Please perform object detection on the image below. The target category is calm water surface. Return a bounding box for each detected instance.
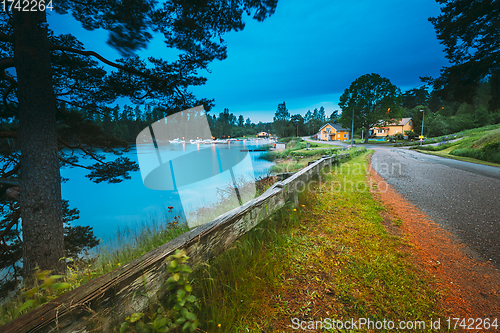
[60,140,274,244]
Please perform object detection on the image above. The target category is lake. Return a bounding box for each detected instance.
[60,140,274,244]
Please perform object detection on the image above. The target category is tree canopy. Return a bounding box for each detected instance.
[273,101,290,137]
[0,0,278,286]
[339,73,401,143]
[427,0,500,109]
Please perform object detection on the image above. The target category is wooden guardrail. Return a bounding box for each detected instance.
[1,149,365,332]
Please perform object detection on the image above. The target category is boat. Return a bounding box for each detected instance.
[190,139,204,144]
[169,138,185,144]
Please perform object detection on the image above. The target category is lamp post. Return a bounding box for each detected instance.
[420,109,425,146]
[351,107,355,146]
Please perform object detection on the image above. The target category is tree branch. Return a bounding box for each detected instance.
[51,44,173,85]
[0,178,19,186]
[2,162,20,179]
[57,136,79,150]
[1,32,175,87]
[0,209,21,246]
[78,141,106,164]
[0,131,17,138]
[59,156,91,170]
[0,57,18,114]
[56,99,107,116]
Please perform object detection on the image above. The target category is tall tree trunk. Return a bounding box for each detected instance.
[12,7,65,279]
[364,125,370,143]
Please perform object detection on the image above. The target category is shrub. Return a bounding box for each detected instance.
[394,133,404,140]
[257,152,276,162]
[450,141,500,164]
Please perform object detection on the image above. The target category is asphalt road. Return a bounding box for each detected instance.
[371,147,500,268]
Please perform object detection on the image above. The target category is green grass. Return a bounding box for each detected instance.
[0,213,190,326]
[270,157,317,173]
[271,138,339,159]
[0,175,278,326]
[288,147,339,157]
[192,151,444,332]
[270,147,366,173]
[414,142,459,151]
[412,125,500,166]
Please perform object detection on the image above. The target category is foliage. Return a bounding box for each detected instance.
[0,199,99,299]
[120,250,199,333]
[404,130,416,138]
[0,0,278,279]
[414,142,456,151]
[277,136,297,143]
[304,106,327,135]
[0,209,189,326]
[402,87,430,109]
[273,102,291,138]
[338,73,402,142]
[394,132,404,140]
[427,0,500,109]
[257,152,276,162]
[18,269,72,313]
[450,136,500,164]
[193,152,443,331]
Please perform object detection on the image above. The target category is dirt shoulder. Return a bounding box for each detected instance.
[367,154,500,319]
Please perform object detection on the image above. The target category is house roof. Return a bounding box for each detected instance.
[318,123,350,132]
[394,117,412,126]
[373,117,412,128]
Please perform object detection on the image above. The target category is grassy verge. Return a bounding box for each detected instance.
[193,151,444,332]
[271,138,342,160]
[0,174,279,325]
[415,148,500,167]
[270,147,366,174]
[270,157,317,173]
[412,125,500,166]
[0,213,190,326]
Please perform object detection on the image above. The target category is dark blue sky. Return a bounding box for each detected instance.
[48,0,449,123]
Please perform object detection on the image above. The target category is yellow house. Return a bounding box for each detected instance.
[371,118,414,137]
[257,132,269,138]
[317,123,350,141]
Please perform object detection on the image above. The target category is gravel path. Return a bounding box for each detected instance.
[371,146,500,268]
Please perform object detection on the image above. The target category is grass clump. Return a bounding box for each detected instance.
[120,250,199,333]
[413,126,500,165]
[0,212,189,326]
[450,141,500,163]
[192,151,444,332]
[413,142,458,151]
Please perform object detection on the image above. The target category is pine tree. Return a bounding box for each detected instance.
[0,0,277,281]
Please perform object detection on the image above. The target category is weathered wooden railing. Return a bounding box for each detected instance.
[1,148,366,332]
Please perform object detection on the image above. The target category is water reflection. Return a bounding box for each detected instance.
[60,141,273,244]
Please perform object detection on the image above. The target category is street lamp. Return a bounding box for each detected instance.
[351,106,355,146]
[419,109,425,146]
